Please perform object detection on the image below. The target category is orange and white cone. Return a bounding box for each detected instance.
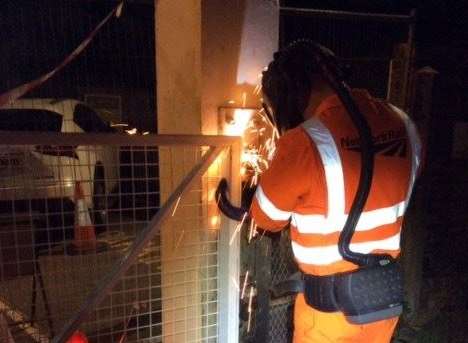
[73,181,96,251]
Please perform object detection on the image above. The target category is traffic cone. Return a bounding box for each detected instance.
[67,330,88,343]
[72,181,96,252]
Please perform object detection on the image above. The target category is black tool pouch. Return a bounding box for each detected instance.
[334,261,403,324]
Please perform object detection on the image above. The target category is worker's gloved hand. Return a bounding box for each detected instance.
[215,178,249,221]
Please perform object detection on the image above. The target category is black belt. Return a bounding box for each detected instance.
[303,273,340,312]
[270,272,339,312]
[271,262,404,324]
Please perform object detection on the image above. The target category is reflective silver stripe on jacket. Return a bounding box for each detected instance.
[388,104,422,208]
[301,117,345,225]
[254,184,292,221]
[292,108,421,266]
[291,201,406,234]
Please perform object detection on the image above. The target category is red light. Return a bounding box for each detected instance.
[67,331,88,343]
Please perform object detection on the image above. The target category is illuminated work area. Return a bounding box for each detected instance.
[0,1,467,342]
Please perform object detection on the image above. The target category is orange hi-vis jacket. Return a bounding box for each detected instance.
[251,90,422,277]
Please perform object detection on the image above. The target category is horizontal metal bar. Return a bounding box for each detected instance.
[280,6,415,23]
[52,145,225,343]
[0,131,240,147]
[340,57,392,62]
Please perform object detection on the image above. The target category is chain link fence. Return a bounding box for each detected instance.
[280,7,414,99]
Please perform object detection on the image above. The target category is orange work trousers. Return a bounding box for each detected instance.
[293,294,399,342]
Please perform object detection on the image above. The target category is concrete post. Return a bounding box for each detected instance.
[155,1,279,341]
[156,1,203,342]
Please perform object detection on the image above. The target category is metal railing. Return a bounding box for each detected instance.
[280,7,415,23]
[0,132,241,343]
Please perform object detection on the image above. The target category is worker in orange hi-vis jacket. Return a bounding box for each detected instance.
[250,40,422,342]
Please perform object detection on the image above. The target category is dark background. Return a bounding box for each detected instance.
[0,0,156,132]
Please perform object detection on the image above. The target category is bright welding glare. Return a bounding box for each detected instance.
[224,109,255,136]
[210,215,220,227]
[221,105,279,186]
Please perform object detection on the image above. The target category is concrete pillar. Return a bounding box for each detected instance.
[156,2,203,342]
[155,1,279,341]
[201,0,279,134]
[156,0,202,135]
[156,0,279,134]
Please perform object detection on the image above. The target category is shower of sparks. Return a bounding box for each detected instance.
[249,176,255,188]
[229,212,248,245]
[231,276,240,292]
[209,189,216,202]
[118,303,139,343]
[259,228,267,241]
[247,286,254,332]
[242,148,269,172]
[235,104,280,188]
[253,83,262,95]
[174,230,185,251]
[241,270,250,300]
[225,108,255,136]
[171,196,181,217]
[248,220,257,243]
[265,136,278,161]
[224,70,282,334]
[210,215,220,227]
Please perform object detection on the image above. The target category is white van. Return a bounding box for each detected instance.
[0,98,120,222]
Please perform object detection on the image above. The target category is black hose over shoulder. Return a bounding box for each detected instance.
[215,178,249,221]
[314,48,393,267]
[216,43,394,267]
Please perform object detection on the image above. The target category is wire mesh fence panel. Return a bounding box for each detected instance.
[280,9,413,99]
[0,133,239,343]
[267,231,296,343]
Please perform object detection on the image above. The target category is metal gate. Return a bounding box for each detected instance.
[0,132,241,342]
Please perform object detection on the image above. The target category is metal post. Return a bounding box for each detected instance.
[218,141,241,343]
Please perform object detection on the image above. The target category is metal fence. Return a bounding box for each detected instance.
[280,6,415,99]
[0,132,241,343]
